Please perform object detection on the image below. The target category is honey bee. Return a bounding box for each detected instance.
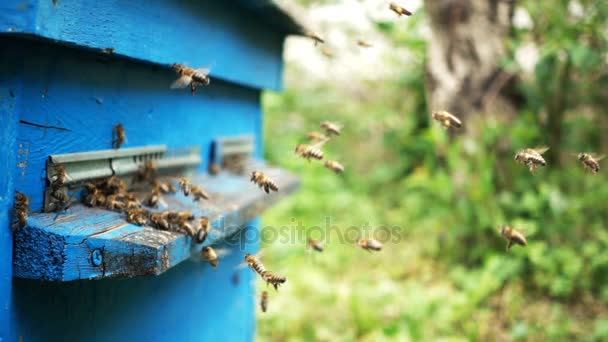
[244,253,267,278]
[177,211,195,221]
[357,40,373,48]
[358,238,383,252]
[137,160,157,183]
[263,271,287,291]
[307,132,329,143]
[153,179,176,194]
[177,221,196,237]
[432,111,462,129]
[250,171,279,194]
[13,191,29,230]
[500,226,527,251]
[305,31,325,46]
[577,153,604,174]
[170,64,211,94]
[514,146,549,174]
[196,217,212,244]
[50,164,71,189]
[295,144,324,161]
[324,160,345,174]
[389,2,412,16]
[104,175,127,194]
[260,291,269,313]
[125,199,141,210]
[208,163,221,175]
[150,213,170,230]
[126,208,149,226]
[201,246,219,268]
[191,185,210,201]
[113,124,127,149]
[104,194,126,211]
[321,47,334,59]
[307,238,324,252]
[179,177,192,196]
[50,189,72,213]
[320,121,342,136]
[144,188,162,208]
[84,187,106,207]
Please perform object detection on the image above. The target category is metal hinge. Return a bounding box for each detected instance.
[44,145,201,212]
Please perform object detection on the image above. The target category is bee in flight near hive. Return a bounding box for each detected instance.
[320,121,342,136]
[389,2,412,16]
[307,131,329,144]
[191,184,210,201]
[307,238,324,252]
[201,246,219,268]
[577,153,604,174]
[500,226,527,251]
[250,171,279,194]
[432,111,462,130]
[324,160,344,174]
[196,217,212,243]
[357,40,373,48]
[305,31,325,46]
[358,238,383,252]
[244,253,267,279]
[260,291,269,313]
[263,271,287,291]
[13,191,30,231]
[295,144,324,161]
[170,64,211,94]
[113,124,127,149]
[514,146,549,174]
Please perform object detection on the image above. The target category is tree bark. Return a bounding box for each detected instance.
[424,0,518,126]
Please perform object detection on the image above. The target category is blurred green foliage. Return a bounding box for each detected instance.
[258,1,608,340]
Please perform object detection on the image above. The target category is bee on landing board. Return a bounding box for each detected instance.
[307,238,324,252]
[191,185,210,201]
[389,2,412,16]
[305,31,325,46]
[250,171,279,194]
[50,164,71,189]
[170,64,211,94]
[295,144,324,161]
[577,153,604,174]
[500,226,527,251]
[179,177,192,197]
[432,111,462,129]
[358,238,383,252]
[260,291,269,313]
[113,124,127,149]
[324,160,345,174]
[196,217,212,244]
[126,208,150,226]
[320,121,342,136]
[514,146,549,174]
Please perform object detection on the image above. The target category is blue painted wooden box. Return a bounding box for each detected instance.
[0,1,302,340]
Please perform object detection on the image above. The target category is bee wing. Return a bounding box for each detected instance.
[214,248,232,258]
[311,138,330,149]
[533,146,550,155]
[170,75,192,89]
[595,154,605,161]
[194,68,210,76]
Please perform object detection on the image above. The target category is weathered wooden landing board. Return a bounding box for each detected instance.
[13,165,299,281]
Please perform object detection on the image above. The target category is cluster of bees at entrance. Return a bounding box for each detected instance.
[10,1,605,314]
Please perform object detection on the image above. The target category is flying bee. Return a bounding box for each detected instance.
[260,291,269,313]
[307,238,324,252]
[321,47,334,59]
[263,271,286,291]
[577,153,604,174]
[150,213,170,231]
[191,185,210,201]
[113,124,127,149]
[500,226,527,251]
[179,177,192,196]
[320,121,342,136]
[126,208,149,226]
[389,2,412,16]
[201,246,219,268]
[357,40,373,48]
[324,160,345,174]
[196,217,212,244]
[250,171,279,194]
[50,164,71,189]
[244,253,267,278]
[305,31,324,46]
[307,131,329,144]
[358,238,383,252]
[295,144,324,161]
[514,146,549,174]
[170,64,210,94]
[432,111,462,129]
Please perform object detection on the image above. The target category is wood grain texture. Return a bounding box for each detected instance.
[0,0,287,90]
[13,164,300,281]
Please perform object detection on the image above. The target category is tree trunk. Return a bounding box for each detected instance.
[424,0,518,126]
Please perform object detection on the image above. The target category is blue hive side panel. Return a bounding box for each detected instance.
[0,0,286,90]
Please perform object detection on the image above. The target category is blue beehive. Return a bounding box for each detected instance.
[0,1,303,340]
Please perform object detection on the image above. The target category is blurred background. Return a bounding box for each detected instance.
[257,0,608,340]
